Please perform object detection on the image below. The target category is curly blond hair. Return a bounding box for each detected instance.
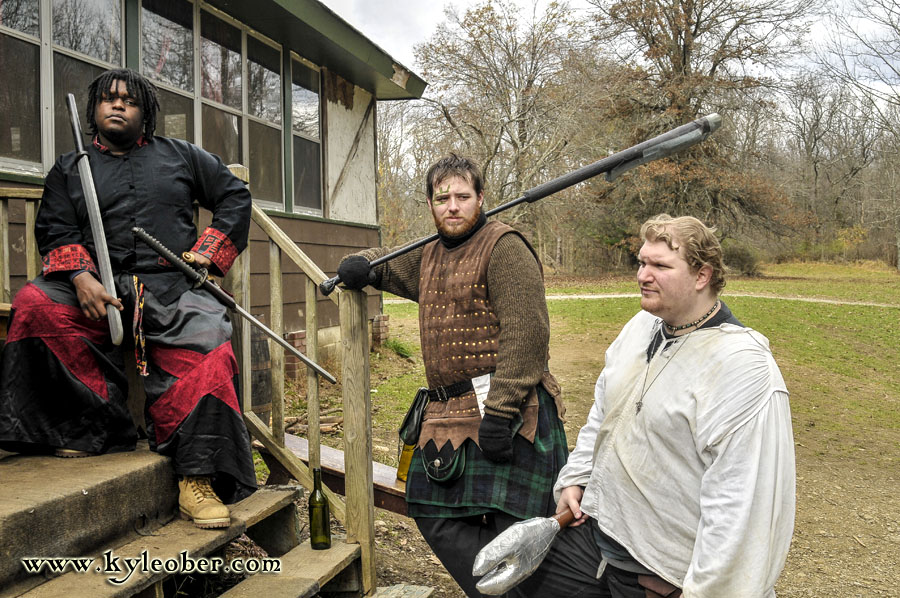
[640,214,726,294]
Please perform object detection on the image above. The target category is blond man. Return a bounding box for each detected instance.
[511,214,795,598]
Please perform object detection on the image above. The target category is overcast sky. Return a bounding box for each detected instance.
[318,0,595,71]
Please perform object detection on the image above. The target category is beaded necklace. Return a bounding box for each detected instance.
[663,299,720,333]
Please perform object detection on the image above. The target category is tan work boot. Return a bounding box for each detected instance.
[178,476,230,529]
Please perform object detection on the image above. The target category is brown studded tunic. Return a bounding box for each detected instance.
[357,222,562,433]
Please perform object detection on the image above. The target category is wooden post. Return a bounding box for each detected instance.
[269,240,284,446]
[0,198,9,303]
[306,277,321,471]
[225,252,252,414]
[225,165,252,414]
[25,200,41,280]
[340,289,375,594]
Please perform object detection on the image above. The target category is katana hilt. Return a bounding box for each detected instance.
[132,227,208,288]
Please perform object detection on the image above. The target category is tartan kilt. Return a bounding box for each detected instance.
[406,384,568,519]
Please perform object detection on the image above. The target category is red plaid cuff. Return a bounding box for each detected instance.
[192,227,239,275]
[42,244,98,276]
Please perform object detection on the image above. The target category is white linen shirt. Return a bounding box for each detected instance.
[554,310,795,597]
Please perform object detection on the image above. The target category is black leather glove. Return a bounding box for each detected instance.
[337,255,377,290]
[478,414,514,463]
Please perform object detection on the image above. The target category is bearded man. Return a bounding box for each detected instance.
[337,154,568,598]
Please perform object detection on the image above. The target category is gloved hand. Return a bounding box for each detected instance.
[478,414,514,463]
[337,255,377,290]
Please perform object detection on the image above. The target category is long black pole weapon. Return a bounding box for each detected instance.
[132,227,338,384]
[319,113,722,296]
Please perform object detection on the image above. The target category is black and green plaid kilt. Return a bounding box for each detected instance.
[406,385,568,520]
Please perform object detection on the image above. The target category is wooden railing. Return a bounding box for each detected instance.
[223,166,376,594]
[0,187,43,307]
[0,171,377,594]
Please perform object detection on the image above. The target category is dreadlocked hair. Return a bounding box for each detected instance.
[86,69,160,140]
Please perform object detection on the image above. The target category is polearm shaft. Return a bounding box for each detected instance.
[132,227,337,385]
[319,113,722,296]
[67,93,125,345]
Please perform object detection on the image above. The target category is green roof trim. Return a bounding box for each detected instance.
[207,0,427,100]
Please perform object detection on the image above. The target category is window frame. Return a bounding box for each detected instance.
[1,0,329,220]
[289,52,324,217]
[0,0,126,177]
[245,30,284,209]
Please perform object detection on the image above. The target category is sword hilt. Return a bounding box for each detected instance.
[132,227,208,288]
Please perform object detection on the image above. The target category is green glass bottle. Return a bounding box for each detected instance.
[309,467,331,550]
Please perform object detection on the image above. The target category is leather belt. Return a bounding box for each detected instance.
[427,379,475,402]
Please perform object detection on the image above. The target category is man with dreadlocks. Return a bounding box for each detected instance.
[0,68,256,528]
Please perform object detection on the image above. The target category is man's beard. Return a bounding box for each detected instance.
[435,207,482,238]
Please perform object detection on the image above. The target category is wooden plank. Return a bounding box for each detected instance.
[269,240,284,446]
[340,290,376,594]
[372,585,434,598]
[266,433,407,515]
[21,488,297,598]
[236,487,300,529]
[251,205,340,305]
[0,187,43,200]
[306,277,321,471]
[218,576,318,598]
[25,200,40,279]
[1,198,9,303]
[244,412,347,524]
[277,540,360,587]
[222,539,360,598]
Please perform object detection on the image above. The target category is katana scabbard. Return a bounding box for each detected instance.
[132,227,337,384]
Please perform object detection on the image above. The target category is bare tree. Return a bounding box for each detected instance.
[577,0,818,238]
[414,0,600,207]
[589,0,819,122]
[821,0,900,268]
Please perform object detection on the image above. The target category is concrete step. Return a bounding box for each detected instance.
[10,486,301,598]
[0,442,177,591]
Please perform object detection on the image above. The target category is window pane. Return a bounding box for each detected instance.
[53,52,105,159]
[201,103,240,165]
[0,34,40,163]
[291,60,319,139]
[200,12,241,109]
[52,0,121,64]
[293,135,321,212]
[1,0,39,36]
[156,87,193,142]
[142,0,193,92]
[249,120,282,204]
[248,36,280,124]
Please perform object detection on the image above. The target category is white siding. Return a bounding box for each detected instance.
[325,85,377,225]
